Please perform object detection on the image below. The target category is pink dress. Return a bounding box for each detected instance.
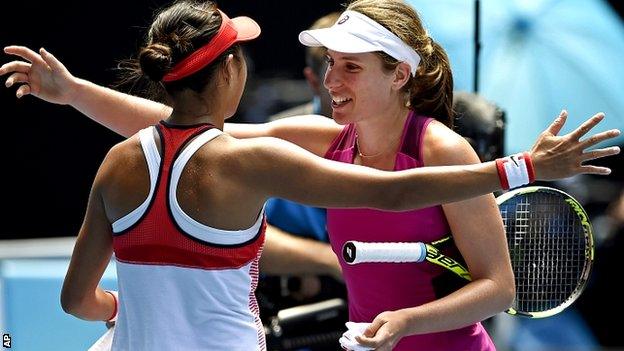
[325,111,496,350]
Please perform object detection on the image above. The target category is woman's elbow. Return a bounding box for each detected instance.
[498,276,516,310]
[377,194,408,211]
[378,185,424,212]
[483,273,515,313]
[60,289,86,317]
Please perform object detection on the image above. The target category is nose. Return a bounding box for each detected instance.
[323,65,341,91]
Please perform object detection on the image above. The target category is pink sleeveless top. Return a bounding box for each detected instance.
[325,111,495,350]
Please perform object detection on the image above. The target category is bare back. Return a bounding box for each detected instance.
[100,125,268,232]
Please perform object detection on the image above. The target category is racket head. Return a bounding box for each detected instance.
[497,186,594,318]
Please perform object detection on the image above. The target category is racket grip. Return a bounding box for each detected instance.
[342,241,427,264]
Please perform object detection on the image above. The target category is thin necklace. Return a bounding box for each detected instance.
[355,136,390,158]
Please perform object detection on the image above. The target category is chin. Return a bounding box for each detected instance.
[224,107,238,120]
[331,111,351,126]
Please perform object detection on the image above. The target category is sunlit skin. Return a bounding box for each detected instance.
[324,50,402,124]
[0,43,620,350]
[228,56,247,118]
[324,49,413,169]
[324,48,512,350]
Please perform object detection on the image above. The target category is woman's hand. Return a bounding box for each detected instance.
[530,110,620,180]
[353,310,412,351]
[1,46,78,104]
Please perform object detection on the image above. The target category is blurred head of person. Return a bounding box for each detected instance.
[303,12,341,117]
[453,91,505,162]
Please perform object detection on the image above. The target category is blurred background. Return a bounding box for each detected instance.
[0,0,622,350]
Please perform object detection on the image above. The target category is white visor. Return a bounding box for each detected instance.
[299,10,421,76]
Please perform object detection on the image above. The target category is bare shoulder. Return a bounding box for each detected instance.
[95,134,148,198]
[206,134,325,193]
[422,119,480,166]
[99,135,144,175]
[189,134,297,205]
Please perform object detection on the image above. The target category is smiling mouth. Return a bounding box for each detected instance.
[331,97,352,108]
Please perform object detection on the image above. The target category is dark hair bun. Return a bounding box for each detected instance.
[139,43,173,81]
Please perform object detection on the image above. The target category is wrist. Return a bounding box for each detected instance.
[398,309,418,337]
[495,152,535,190]
[105,290,119,322]
[67,77,89,107]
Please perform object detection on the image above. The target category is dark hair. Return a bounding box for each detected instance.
[117,0,242,101]
[346,0,454,128]
[453,91,505,161]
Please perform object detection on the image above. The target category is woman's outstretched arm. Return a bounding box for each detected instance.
[1,45,340,154]
[2,46,170,137]
[2,47,620,187]
[229,111,620,211]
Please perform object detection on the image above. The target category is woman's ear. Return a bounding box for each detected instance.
[392,62,411,91]
[221,54,235,85]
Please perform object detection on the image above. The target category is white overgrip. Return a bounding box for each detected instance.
[343,241,427,264]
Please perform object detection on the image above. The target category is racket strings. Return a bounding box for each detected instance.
[503,192,588,314]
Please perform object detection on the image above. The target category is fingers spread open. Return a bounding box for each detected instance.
[5,72,29,88]
[0,61,31,76]
[545,110,568,136]
[15,84,31,98]
[4,46,42,64]
[39,48,64,71]
[569,113,605,141]
[580,129,621,149]
[582,146,621,162]
[580,165,612,175]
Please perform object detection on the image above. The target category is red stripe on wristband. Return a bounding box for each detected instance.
[495,158,510,190]
[105,290,118,322]
[522,152,535,183]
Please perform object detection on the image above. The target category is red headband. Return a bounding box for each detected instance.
[162,10,252,82]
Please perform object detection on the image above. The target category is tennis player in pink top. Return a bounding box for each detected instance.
[1,0,621,350]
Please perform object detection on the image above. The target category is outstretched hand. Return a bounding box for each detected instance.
[530,110,620,180]
[1,46,77,104]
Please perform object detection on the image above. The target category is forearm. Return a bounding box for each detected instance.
[62,286,116,322]
[71,78,171,137]
[261,138,504,211]
[401,278,513,335]
[259,225,341,279]
[378,162,502,211]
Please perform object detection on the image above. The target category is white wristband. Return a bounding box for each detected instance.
[495,152,535,190]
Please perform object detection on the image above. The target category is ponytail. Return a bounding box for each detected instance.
[407,40,454,128]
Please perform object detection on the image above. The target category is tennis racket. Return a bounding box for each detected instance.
[342,186,594,318]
